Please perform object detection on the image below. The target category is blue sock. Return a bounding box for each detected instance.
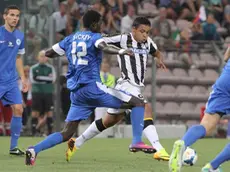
[10,116,22,150]
[130,107,144,144]
[34,132,63,154]
[211,143,230,169]
[182,125,206,147]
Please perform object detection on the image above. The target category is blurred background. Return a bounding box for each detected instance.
[0,0,229,139]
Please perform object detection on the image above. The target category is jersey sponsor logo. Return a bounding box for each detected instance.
[131,48,148,55]
[0,40,5,44]
[8,41,13,47]
[16,39,21,46]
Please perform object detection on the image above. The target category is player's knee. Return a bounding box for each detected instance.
[11,105,23,116]
[129,96,145,107]
[61,122,79,141]
[103,113,124,127]
[200,113,221,136]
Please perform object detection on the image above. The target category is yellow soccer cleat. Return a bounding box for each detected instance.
[153,148,170,161]
[66,138,77,162]
[169,140,185,172]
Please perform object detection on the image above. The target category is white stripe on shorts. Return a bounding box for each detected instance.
[96,82,131,103]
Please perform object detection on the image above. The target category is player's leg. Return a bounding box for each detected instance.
[75,112,124,149]
[202,143,229,172]
[169,78,227,172]
[95,82,146,147]
[2,83,24,155]
[25,91,94,165]
[26,121,79,166]
[66,111,125,162]
[143,103,169,160]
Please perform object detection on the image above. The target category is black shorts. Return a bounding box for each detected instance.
[32,93,53,113]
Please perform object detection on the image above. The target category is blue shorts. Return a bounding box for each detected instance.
[0,81,22,106]
[205,73,230,116]
[65,82,132,122]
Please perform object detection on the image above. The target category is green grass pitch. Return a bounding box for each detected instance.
[0,137,230,172]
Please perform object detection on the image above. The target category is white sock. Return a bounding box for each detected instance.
[143,125,163,151]
[75,121,101,148]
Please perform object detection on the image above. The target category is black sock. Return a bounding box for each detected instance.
[47,117,53,135]
[31,117,38,136]
[95,118,106,132]
[144,119,154,129]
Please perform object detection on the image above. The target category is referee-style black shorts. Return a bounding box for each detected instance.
[32,93,53,114]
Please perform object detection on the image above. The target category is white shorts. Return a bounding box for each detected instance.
[107,80,146,114]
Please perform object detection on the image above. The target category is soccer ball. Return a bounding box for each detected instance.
[182,147,198,166]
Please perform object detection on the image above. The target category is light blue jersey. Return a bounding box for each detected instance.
[0,26,24,105]
[53,31,104,91]
[0,26,25,84]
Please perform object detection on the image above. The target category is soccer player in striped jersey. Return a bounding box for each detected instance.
[0,5,28,155]
[66,17,170,162]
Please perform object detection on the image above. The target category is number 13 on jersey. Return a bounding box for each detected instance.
[71,42,88,65]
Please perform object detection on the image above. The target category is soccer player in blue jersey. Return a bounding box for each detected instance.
[25,10,146,166]
[0,5,28,155]
[169,47,230,172]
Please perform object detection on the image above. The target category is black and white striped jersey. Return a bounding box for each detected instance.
[103,33,157,86]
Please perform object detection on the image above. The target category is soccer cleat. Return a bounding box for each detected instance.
[66,138,77,162]
[25,148,36,166]
[201,163,223,172]
[9,147,25,156]
[129,142,156,154]
[153,148,170,161]
[169,140,185,172]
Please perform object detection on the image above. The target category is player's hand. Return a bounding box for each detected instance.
[119,49,134,56]
[156,58,167,70]
[21,78,29,93]
[155,51,167,71]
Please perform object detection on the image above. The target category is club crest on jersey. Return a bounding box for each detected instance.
[8,42,13,47]
[16,39,21,46]
[138,94,144,99]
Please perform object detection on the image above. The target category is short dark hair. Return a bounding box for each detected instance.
[82,10,101,30]
[4,5,20,15]
[132,17,151,28]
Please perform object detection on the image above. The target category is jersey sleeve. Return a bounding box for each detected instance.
[103,34,122,48]
[52,36,70,56]
[18,36,25,55]
[94,33,104,48]
[148,37,158,55]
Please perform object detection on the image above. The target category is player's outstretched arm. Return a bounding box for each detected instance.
[45,48,60,58]
[224,46,230,62]
[97,41,133,56]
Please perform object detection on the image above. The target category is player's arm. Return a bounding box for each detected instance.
[149,38,167,70]
[45,36,68,58]
[224,46,230,62]
[17,37,29,92]
[95,38,133,56]
[16,55,25,80]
